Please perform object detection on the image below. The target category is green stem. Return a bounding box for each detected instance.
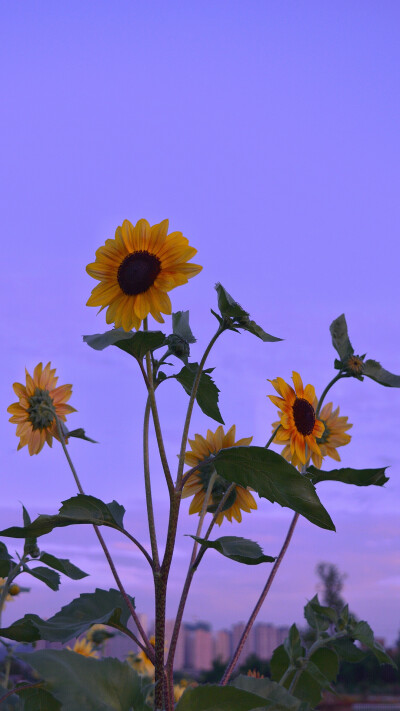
[143,396,160,570]
[176,326,223,488]
[190,471,217,565]
[265,424,281,449]
[316,372,345,417]
[287,629,347,694]
[143,318,174,497]
[54,416,154,661]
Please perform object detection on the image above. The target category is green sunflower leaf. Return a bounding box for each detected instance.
[83,328,166,359]
[0,495,125,540]
[0,588,135,643]
[362,359,400,387]
[64,427,98,443]
[174,363,224,424]
[175,683,275,710]
[172,310,196,343]
[22,504,40,558]
[22,565,60,591]
[270,644,291,683]
[329,314,354,361]
[16,685,61,711]
[350,620,397,668]
[215,283,282,342]
[231,675,301,711]
[206,446,335,531]
[39,552,88,580]
[0,541,14,577]
[307,465,389,487]
[190,535,276,566]
[331,638,366,663]
[18,650,151,711]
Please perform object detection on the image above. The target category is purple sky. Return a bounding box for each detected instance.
[2,1,400,647]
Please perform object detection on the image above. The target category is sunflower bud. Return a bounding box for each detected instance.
[9,584,20,596]
[166,334,190,359]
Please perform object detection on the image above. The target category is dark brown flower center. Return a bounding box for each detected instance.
[28,388,56,430]
[117,251,161,295]
[292,397,315,436]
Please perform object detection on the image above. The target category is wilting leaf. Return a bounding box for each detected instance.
[205,446,335,531]
[216,283,282,342]
[172,311,196,343]
[64,428,98,443]
[83,329,166,359]
[307,465,389,487]
[0,495,125,540]
[362,359,400,388]
[19,650,151,711]
[174,363,224,424]
[190,535,276,566]
[0,588,135,643]
[330,314,354,361]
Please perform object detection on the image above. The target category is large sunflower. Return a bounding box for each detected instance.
[182,425,257,525]
[272,399,352,471]
[86,218,202,332]
[7,363,75,455]
[268,372,324,466]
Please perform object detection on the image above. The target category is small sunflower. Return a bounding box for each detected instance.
[0,577,18,607]
[127,636,155,678]
[86,218,202,332]
[7,363,75,455]
[182,425,257,525]
[272,401,352,470]
[67,637,98,658]
[268,372,324,466]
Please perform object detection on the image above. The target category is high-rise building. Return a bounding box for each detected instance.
[254,623,278,660]
[276,625,290,647]
[185,623,213,671]
[214,629,231,664]
[164,618,186,669]
[231,622,255,665]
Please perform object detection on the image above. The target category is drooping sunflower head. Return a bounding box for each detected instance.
[67,637,98,658]
[268,372,324,466]
[182,425,257,525]
[7,363,76,456]
[86,218,202,332]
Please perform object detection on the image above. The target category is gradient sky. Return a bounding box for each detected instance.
[1,1,400,648]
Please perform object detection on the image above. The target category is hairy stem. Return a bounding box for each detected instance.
[166,481,235,673]
[316,372,345,417]
[55,416,154,660]
[143,317,174,496]
[220,512,300,685]
[176,327,223,488]
[143,395,160,569]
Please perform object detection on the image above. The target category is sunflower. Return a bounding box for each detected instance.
[67,637,98,658]
[86,218,202,332]
[268,372,324,466]
[127,636,155,678]
[0,577,19,608]
[272,400,352,471]
[182,425,257,525]
[7,362,76,455]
